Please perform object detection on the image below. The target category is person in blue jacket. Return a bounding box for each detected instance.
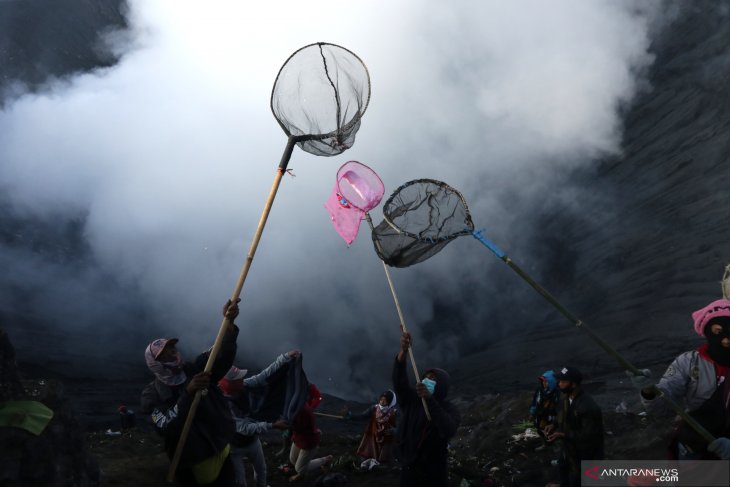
[528,370,558,450]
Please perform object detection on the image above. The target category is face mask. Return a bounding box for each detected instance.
[707,324,730,366]
[422,378,437,395]
[161,352,182,373]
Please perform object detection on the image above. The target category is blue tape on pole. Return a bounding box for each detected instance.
[472,230,506,258]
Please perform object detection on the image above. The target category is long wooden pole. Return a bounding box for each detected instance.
[366,213,431,421]
[167,136,297,482]
[472,229,716,444]
[315,412,345,419]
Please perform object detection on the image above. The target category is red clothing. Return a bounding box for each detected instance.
[291,404,321,450]
[356,405,397,462]
[697,343,730,382]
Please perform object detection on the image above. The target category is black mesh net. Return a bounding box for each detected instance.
[371,179,474,267]
[271,42,370,157]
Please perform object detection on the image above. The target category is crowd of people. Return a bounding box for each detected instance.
[139,297,730,486]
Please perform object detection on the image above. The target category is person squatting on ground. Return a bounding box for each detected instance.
[345,389,398,465]
[544,366,604,487]
[288,383,333,482]
[528,369,558,451]
[628,298,730,460]
[218,350,301,487]
[393,331,461,487]
[140,299,240,486]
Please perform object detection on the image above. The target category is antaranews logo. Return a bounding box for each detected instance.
[584,465,600,480]
[581,460,728,487]
[584,466,679,481]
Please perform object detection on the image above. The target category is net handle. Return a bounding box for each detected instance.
[471,229,716,444]
[166,136,297,482]
[366,213,432,421]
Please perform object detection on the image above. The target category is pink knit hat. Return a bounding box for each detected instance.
[692,299,730,336]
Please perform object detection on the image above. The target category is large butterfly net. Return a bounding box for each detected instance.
[372,179,474,267]
[371,178,717,443]
[169,43,369,480]
[271,43,370,157]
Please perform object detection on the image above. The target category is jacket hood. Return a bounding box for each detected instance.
[424,368,450,400]
[540,370,557,392]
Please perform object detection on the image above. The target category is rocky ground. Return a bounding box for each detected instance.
[79,373,676,487]
[0,325,682,487]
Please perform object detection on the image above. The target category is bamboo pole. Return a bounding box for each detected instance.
[471,229,716,444]
[167,137,297,482]
[366,214,432,421]
[315,412,345,419]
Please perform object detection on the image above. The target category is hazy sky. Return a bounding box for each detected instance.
[0,0,667,398]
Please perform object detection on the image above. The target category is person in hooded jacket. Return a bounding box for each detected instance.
[345,389,399,464]
[140,299,240,486]
[528,370,558,450]
[628,298,730,460]
[288,383,333,482]
[393,331,460,487]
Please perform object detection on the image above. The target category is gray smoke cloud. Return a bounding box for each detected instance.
[0,0,666,399]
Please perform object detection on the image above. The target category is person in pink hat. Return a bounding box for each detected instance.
[628,298,730,460]
[140,299,240,486]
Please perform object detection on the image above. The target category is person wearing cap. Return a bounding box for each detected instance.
[218,351,300,487]
[345,389,398,464]
[140,299,240,486]
[544,366,603,487]
[528,370,558,451]
[627,298,730,460]
[394,331,460,487]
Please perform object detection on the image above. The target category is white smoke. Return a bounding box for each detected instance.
[0,0,664,399]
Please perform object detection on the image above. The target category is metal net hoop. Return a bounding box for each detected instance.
[336,161,384,212]
[382,179,475,243]
[271,42,371,157]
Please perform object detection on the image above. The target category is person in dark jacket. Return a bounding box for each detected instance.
[140,299,240,486]
[544,366,604,487]
[393,331,460,487]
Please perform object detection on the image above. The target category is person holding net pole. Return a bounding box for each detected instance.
[166,42,371,482]
[393,331,460,487]
[141,299,240,486]
[371,178,717,450]
[627,298,730,460]
[325,160,432,420]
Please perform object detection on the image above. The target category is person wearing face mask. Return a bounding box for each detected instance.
[217,350,303,487]
[345,389,399,465]
[140,299,240,486]
[628,299,730,460]
[544,366,604,487]
[393,331,460,487]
